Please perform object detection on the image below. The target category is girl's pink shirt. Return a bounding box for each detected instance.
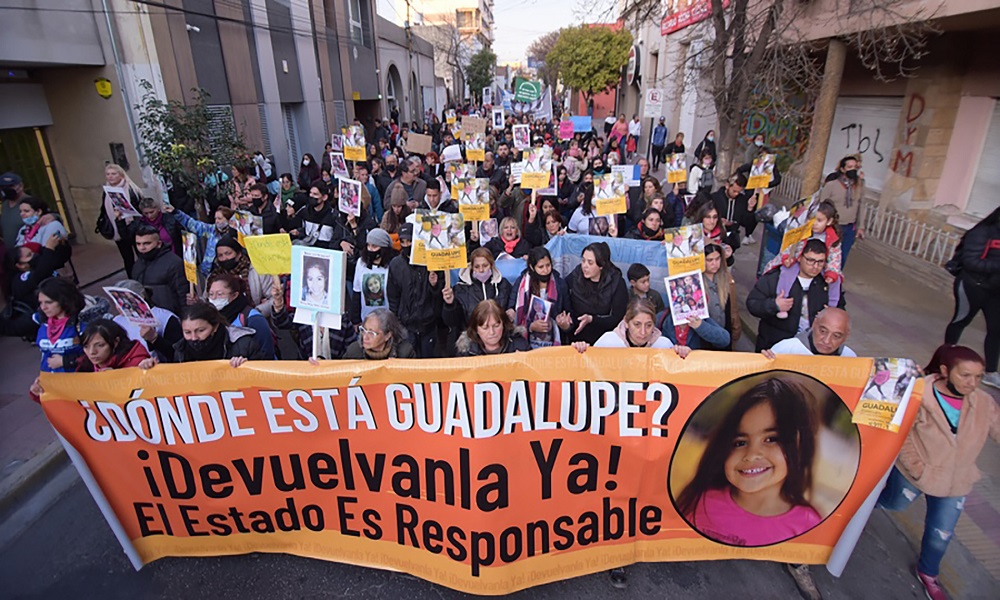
[689,488,821,546]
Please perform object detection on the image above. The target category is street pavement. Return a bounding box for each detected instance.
[1,234,998,598]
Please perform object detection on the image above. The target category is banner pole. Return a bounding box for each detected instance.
[311,314,320,361]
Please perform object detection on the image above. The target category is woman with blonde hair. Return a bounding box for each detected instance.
[102,163,144,277]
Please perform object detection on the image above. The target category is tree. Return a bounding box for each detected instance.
[527,30,562,90]
[614,0,935,174]
[547,25,632,106]
[134,80,247,217]
[466,47,497,101]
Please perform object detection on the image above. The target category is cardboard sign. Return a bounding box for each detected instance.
[570,116,592,133]
[612,164,641,187]
[463,116,487,135]
[559,120,574,140]
[181,231,198,284]
[408,133,433,155]
[338,177,363,217]
[779,194,820,258]
[329,152,349,178]
[445,109,457,125]
[244,233,293,276]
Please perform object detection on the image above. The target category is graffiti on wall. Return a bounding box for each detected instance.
[891,93,925,178]
[837,123,886,164]
[740,89,812,171]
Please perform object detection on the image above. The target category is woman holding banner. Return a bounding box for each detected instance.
[206,273,276,359]
[593,298,678,350]
[138,302,266,369]
[455,299,531,356]
[204,237,274,319]
[878,344,999,600]
[341,308,416,360]
[75,319,150,372]
[565,242,628,345]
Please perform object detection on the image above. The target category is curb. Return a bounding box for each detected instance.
[0,440,68,516]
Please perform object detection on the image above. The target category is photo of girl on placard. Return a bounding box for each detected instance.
[299,253,332,311]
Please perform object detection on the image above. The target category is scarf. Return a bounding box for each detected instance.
[514,272,561,347]
[281,185,298,206]
[636,223,664,241]
[46,316,70,344]
[182,326,228,361]
[841,177,853,209]
[503,236,521,254]
[364,340,394,360]
[144,212,173,249]
[211,252,252,284]
[22,220,43,243]
[218,294,251,325]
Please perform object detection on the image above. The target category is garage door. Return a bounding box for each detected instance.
[967,101,1000,220]
[823,97,903,193]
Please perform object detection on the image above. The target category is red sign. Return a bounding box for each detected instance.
[660,0,730,36]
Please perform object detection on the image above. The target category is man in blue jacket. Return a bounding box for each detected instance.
[650,117,668,171]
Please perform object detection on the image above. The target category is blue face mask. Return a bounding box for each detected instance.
[754,140,764,147]
[23,214,39,226]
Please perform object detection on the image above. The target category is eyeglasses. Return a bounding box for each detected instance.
[358,326,382,338]
[800,256,826,267]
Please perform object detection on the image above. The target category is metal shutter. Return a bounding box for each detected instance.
[967,102,1000,219]
[283,104,299,170]
[822,97,903,193]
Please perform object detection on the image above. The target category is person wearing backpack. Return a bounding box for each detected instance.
[945,206,1000,389]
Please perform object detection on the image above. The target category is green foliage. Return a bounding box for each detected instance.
[134,80,247,208]
[547,26,632,100]
[466,48,498,100]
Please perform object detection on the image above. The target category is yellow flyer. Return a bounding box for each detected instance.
[853,358,921,432]
[664,225,706,275]
[747,153,776,189]
[458,177,490,221]
[244,233,293,275]
[181,231,198,285]
[594,172,627,216]
[666,153,687,184]
[342,125,366,162]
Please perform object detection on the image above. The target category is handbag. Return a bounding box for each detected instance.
[95,205,115,240]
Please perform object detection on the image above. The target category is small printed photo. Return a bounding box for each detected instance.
[523,146,552,173]
[786,196,819,230]
[182,232,198,266]
[330,134,344,152]
[513,124,530,150]
[862,358,920,403]
[329,152,349,178]
[103,186,141,218]
[492,108,505,129]
[479,218,498,245]
[338,177,362,217]
[104,286,157,327]
[299,252,333,311]
[668,153,687,174]
[669,371,861,547]
[343,126,366,149]
[229,211,263,237]
[362,272,386,307]
[466,132,486,152]
[665,225,704,259]
[445,109,457,123]
[665,270,709,325]
[588,216,610,236]
[527,295,552,325]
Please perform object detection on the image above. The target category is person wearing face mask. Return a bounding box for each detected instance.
[206,272,275,359]
[75,319,150,372]
[687,150,716,198]
[1,171,33,249]
[744,133,766,165]
[442,248,513,349]
[507,247,572,348]
[204,236,274,318]
[350,228,396,325]
[296,181,338,248]
[138,302,266,369]
[820,155,866,266]
[165,203,234,278]
[15,197,69,268]
[455,299,531,357]
[694,130,717,163]
[131,224,187,315]
[0,232,65,339]
[623,208,665,241]
[386,223,444,358]
[127,197,181,256]
[244,183,279,234]
[297,153,321,191]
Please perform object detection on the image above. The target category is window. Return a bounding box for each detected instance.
[347,0,366,47]
[456,8,478,31]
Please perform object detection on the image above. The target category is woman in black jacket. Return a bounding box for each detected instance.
[443,247,512,339]
[565,241,629,344]
[455,299,531,356]
[341,308,417,360]
[483,217,531,259]
[945,206,1000,388]
[138,302,266,369]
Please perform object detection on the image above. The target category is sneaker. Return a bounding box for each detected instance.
[983,372,1000,390]
[742,234,756,245]
[776,311,789,319]
[785,563,822,600]
[609,567,627,589]
[915,568,948,600]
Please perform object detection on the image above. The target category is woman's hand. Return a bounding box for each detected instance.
[506,309,516,322]
[825,275,835,284]
[47,355,64,370]
[688,316,703,329]
[470,227,479,242]
[138,357,159,370]
[139,325,158,342]
[571,341,588,353]
[530,319,551,333]
[308,357,321,366]
[271,279,285,312]
[608,220,618,237]
[761,349,777,360]
[527,201,538,223]
[340,241,355,256]
[45,233,62,250]
[574,314,593,335]
[162,203,175,213]
[442,286,454,305]
[114,209,123,220]
[186,292,199,305]
[29,377,44,398]
[229,356,248,368]
[782,255,795,268]
[674,345,691,359]
[555,311,572,330]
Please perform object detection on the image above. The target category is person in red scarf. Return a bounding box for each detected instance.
[128,197,181,256]
[482,216,530,259]
[692,201,738,267]
[623,208,665,241]
[76,319,150,372]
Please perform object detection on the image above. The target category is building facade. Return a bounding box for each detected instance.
[376,16,440,123]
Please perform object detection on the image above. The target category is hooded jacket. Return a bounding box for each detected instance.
[595,320,674,348]
[77,339,151,372]
[132,245,188,315]
[565,263,629,345]
[386,253,443,332]
[442,265,513,330]
[746,267,846,352]
[955,212,1000,290]
[455,326,531,356]
[33,295,112,373]
[172,326,266,363]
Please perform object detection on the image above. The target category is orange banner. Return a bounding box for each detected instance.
[40,350,921,594]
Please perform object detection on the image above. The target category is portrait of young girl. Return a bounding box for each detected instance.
[671,373,860,547]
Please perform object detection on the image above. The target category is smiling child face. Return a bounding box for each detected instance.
[724,402,788,500]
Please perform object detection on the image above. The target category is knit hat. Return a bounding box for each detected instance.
[366,228,391,248]
[216,235,244,253]
[399,223,414,241]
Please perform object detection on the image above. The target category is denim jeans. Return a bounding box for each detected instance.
[841,222,857,268]
[877,467,965,576]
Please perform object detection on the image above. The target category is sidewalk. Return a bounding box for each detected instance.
[0,240,123,512]
[731,237,999,596]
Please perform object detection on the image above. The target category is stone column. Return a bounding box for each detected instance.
[801,39,847,197]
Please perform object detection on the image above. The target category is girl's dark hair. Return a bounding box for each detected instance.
[582,241,612,272]
[815,200,840,237]
[79,319,133,371]
[37,277,85,317]
[924,344,985,376]
[580,184,595,215]
[676,377,819,521]
[20,196,50,214]
[180,302,228,330]
[692,200,718,225]
[303,256,328,279]
[207,272,247,297]
[528,246,552,270]
[837,155,857,170]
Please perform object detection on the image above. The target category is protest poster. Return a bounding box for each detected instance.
[466,133,486,162]
[588,216,610,236]
[482,87,493,106]
[664,225,706,275]
[779,194,820,258]
[290,245,346,315]
[414,209,467,270]
[329,153,349,178]
[509,161,524,185]
[853,358,920,433]
[666,154,688,184]
[408,133,433,155]
[611,164,641,187]
[491,107,504,130]
[452,119,463,141]
[521,146,553,190]
[181,231,198,285]
[445,109,457,125]
[478,218,498,246]
[342,126,366,162]
[230,210,263,246]
[665,270,710,325]
[448,163,475,200]
[512,124,530,150]
[41,350,922,595]
[103,186,141,218]
[338,177,363,217]
[594,172,628,216]
[535,164,558,196]
[458,177,490,221]
[747,153,776,189]
[330,133,344,152]
[463,116,487,136]
[559,120,574,140]
[103,286,157,327]
[244,233,293,276]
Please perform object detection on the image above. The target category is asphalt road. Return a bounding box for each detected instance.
[0,469,964,600]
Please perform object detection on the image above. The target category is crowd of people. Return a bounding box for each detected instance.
[1,101,999,600]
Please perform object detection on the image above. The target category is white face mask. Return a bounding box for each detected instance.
[303,158,311,166]
[209,297,231,311]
